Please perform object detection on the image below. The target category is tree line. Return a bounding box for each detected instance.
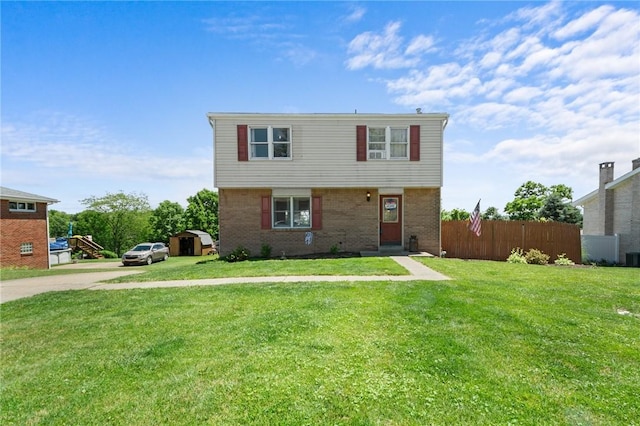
[50,181,581,256]
[49,188,218,256]
[441,181,582,226]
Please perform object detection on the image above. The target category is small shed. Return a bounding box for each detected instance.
[169,230,215,256]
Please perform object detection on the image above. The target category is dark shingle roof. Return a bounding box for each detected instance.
[0,186,59,204]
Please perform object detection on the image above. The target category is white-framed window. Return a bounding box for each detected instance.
[250,126,292,160]
[9,201,36,212]
[273,196,310,228]
[367,127,409,160]
[20,242,33,254]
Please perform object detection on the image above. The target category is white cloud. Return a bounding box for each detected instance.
[1,112,211,181]
[344,1,638,201]
[202,12,318,67]
[343,4,366,23]
[405,35,436,56]
[553,5,613,39]
[346,21,424,70]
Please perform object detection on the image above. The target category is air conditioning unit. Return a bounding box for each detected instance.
[626,252,640,267]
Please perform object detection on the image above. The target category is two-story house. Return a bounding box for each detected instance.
[207,112,449,257]
[573,159,640,265]
[0,186,59,269]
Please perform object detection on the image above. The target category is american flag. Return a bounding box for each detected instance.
[468,200,481,237]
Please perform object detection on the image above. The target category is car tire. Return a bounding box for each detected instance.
[146,256,153,265]
[163,254,169,261]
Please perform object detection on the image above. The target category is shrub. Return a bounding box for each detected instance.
[330,244,339,255]
[554,253,575,266]
[100,250,119,259]
[260,244,272,259]
[225,246,250,263]
[506,248,527,264]
[525,248,549,265]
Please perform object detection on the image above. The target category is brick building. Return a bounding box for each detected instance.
[0,187,59,269]
[573,159,640,265]
[207,112,449,257]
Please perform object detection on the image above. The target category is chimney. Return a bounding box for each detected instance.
[633,158,640,170]
[599,162,614,235]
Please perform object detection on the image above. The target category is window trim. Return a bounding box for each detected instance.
[367,126,409,160]
[9,201,37,212]
[271,196,311,229]
[249,125,292,160]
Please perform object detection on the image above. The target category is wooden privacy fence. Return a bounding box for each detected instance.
[441,221,582,264]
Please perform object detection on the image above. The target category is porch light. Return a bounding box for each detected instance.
[366,191,371,202]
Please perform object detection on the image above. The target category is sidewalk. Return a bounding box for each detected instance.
[1,256,449,303]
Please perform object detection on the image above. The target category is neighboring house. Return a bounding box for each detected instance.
[573,159,640,265]
[207,112,449,257]
[0,187,59,269]
[169,230,215,256]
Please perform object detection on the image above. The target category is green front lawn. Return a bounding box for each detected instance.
[106,256,408,282]
[1,259,638,424]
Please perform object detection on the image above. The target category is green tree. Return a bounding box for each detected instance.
[505,181,582,225]
[504,181,549,220]
[538,193,582,226]
[481,206,505,221]
[549,184,573,201]
[149,201,185,243]
[74,210,110,248]
[80,191,151,256]
[184,189,219,239]
[441,208,470,221]
[48,209,73,238]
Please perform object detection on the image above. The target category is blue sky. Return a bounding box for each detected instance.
[2,1,639,214]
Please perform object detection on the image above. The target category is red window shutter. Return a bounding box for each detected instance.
[237,125,248,161]
[261,196,271,229]
[311,196,322,230]
[410,125,420,161]
[356,125,367,161]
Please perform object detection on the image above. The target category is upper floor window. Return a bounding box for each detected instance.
[368,127,408,160]
[250,126,291,159]
[9,201,36,212]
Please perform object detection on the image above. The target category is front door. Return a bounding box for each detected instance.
[380,195,402,246]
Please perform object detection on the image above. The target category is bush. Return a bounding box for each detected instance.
[506,248,527,264]
[330,244,339,255]
[554,253,575,266]
[100,250,119,259]
[225,246,250,263]
[525,248,549,265]
[260,244,272,259]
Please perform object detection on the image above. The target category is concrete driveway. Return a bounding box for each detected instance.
[1,263,143,304]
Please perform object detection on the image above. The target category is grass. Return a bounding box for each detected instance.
[1,258,639,424]
[106,256,408,282]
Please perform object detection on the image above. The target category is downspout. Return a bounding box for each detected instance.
[439,116,449,257]
[46,204,52,269]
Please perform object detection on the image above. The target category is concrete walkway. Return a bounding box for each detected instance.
[1,256,449,303]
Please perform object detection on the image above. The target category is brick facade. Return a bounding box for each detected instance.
[0,200,50,269]
[403,188,441,255]
[218,187,441,257]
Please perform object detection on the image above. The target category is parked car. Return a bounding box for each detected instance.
[122,242,169,266]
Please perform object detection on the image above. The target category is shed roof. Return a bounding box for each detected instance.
[180,230,214,246]
[0,186,59,204]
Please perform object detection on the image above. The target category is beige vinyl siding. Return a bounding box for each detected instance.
[212,114,446,189]
[581,196,600,235]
